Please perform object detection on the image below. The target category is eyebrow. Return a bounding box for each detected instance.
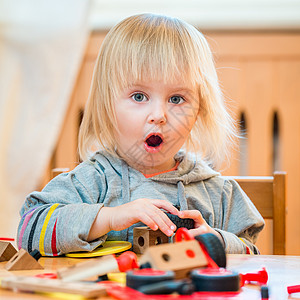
[174,88,196,94]
[171,88,198,100]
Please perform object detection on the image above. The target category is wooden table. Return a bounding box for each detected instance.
[227,254,300,299]
[0,254,300,299]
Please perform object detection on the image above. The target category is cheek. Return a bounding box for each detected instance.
[115,112,142,139]
[186,102,200,130]
[170,105,199,133]
[115,106,132,131]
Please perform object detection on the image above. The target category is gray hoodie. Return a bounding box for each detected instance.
[17,151,264,256]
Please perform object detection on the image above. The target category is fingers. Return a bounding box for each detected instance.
[180,209,219,238]
[134,199,179,236]
[188,225,209,236]
[139,214,159,231]
[140,207,176,237]
[150,199,180,215]
[115,199,179,236]
[178,209,205,224]
[188,225,225,247]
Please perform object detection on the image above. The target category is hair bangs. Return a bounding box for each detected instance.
[110,14,202,92]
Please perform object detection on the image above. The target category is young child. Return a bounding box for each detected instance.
[18,13,264,256]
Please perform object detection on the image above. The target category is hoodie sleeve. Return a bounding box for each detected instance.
[214,179,265,254]
[17,162,107,256]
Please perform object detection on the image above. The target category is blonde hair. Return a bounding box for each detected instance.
[79,13,236,169]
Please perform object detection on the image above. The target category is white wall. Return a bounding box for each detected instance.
[89,0,300,30]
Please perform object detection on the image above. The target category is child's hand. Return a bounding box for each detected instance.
[178,210,225,246]
[106,199,179,237]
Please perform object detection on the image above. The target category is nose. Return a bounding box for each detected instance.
[147,101,167,125]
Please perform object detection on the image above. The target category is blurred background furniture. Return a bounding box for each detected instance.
[233,171,286,255]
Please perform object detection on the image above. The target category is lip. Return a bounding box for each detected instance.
[144,132,164,153]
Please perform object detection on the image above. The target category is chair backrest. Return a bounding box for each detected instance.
[51,168,70,179]
[230,171,286,255]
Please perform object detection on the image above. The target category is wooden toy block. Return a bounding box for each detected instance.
[139,240,208,279]
[57,254,119,282]
[5,249,43,271]
[1,276,107,298]
[133,226,169,254]
[0,241,17,262]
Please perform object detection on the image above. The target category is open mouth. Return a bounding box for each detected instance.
[144,133,163,153]
[146,135,163,147]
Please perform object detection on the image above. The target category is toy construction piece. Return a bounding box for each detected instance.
[261,286,269,300]
[108,268,269,299]
[240,267,268,286]
[107,272,127,284]
[57,251,138,282]
[1,276,107,298]
[191,267,269,293]
[65,240,131,258]
[0,241,17,262]
[126,268,175,290]
[287,284,300,295]
[133,227,168,254]
[191,268,240,292]
[0,237,15,241]
[138,279,195,295]
[107,284,241,299]
[127,270,195,296]
[139,239,208,279]
[107,285,146,300]
[35,272,58,279]
[194,233,227,268]
[5,249,43,271]
[174,228,226,267]
[164,213,194,230]
[138,228,221,279]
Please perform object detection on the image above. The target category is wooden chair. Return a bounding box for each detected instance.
[51,168,70,179]
[230,171,287,255]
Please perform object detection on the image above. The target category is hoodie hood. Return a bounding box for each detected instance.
[93,150,219,211]
[149,152,220,184]
[93,150,219,184]
[148,152,220,211]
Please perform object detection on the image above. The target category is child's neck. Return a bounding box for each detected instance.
[143,160,180,178]
[123,156,177,175]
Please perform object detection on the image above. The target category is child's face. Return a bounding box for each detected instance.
[113,78,199,174]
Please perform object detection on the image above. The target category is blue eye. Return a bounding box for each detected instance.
[169,96,184,104]
[132,93,147,102]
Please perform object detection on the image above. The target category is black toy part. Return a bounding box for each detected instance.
[194,233,226,268]
[126,269,175,290]
[138,279,195,295]
[165,213,194,230]
[191,268,240,292]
